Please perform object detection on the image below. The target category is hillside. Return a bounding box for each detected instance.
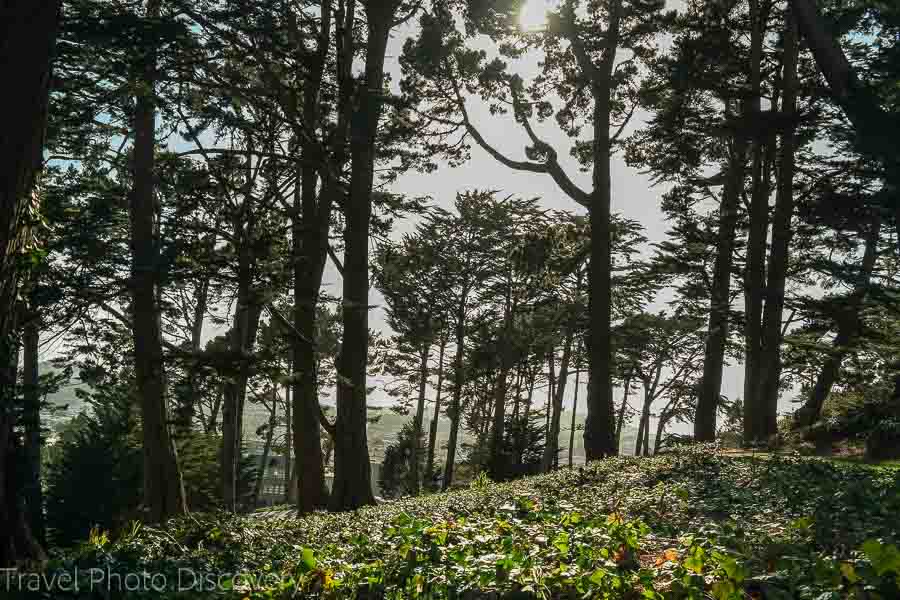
[33,449,900,599]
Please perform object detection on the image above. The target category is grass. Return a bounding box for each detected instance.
[29,447,900,599]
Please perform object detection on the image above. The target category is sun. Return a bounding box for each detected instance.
[518,0,558,31]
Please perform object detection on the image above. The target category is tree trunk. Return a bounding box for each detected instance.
[634,411,645,457]
[206,382,223,434]
[425,335,446,488]
[545,352,555,440]
[583,0,623,461]
[0,0,60,556]
[443,308,466,491]
[796,219,881,426]
[568,349,582,467]
[130,0,187,524]
[222,230,262,512]
[177,223,219,434]
[635,380,650,456]
[695,130,748,441]
[643,416,651,456]
[489,291,516,480]
[283,372,293,503]
[409,345,429,495]
[252,391,278,506]
[518,366,536,464]
[757,11,800,440]
[742,0,771,443]
[22,317,43,545]
[788,0,898,152]
[543,328,573,472]
[615,375,631,447]
[653,414,666,454]
[290,0,336,514]
[330,5,393,510]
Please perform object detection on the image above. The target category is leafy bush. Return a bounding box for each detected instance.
[27,448,900,599]
[464,412,547,482]
[379,419,425,498]
[44,397,142,547]
[45,399,257,547]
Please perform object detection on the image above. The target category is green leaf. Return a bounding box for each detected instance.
[300,547,316,572]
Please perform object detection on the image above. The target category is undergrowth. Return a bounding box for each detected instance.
[16,447,900,599]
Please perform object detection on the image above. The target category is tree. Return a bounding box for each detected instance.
[375,233,449,495]
[616,312,704,456]
[128,0,188,522]
[330,0,422,511]
[402,0,672,459]
[0,0,60,566]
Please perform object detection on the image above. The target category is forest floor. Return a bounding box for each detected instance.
[40,447,900,599]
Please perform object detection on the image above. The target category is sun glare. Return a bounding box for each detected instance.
[518,0,558,31]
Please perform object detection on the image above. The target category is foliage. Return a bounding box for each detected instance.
[24,448,900,598]
[44,395,142,548]
[379,419,426,499]
[45,393,257,547]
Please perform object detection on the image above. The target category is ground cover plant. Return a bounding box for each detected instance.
[18,448,899,599]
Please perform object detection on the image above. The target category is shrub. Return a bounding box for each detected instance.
[44,396,142,547]
[45,399,257,547]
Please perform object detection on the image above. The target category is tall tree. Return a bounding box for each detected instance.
[0,0,60,565]
[329,0,417,510]
[403,0,670,458]
[129,0,187,523]
[756,9,801,439]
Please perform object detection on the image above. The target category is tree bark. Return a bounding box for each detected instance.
[252,390,278,506]
[757,11,800,440]
[545,352,555,441]
[222,224,262,512]
[695,129,748,441]
[615,375,631,447]
[788,0,898,151]
[635,380,652,456]
[330,2,394,510]
[517,365,537,464]
[176,223,219,434]
[653,413,666,454]
[283,371,294,503]
[489,289,516,479]
[206,382,223,434]
[425,335,446,487]
[130,0,187,524]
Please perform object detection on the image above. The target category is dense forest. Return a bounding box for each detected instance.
[0,0,898,597]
